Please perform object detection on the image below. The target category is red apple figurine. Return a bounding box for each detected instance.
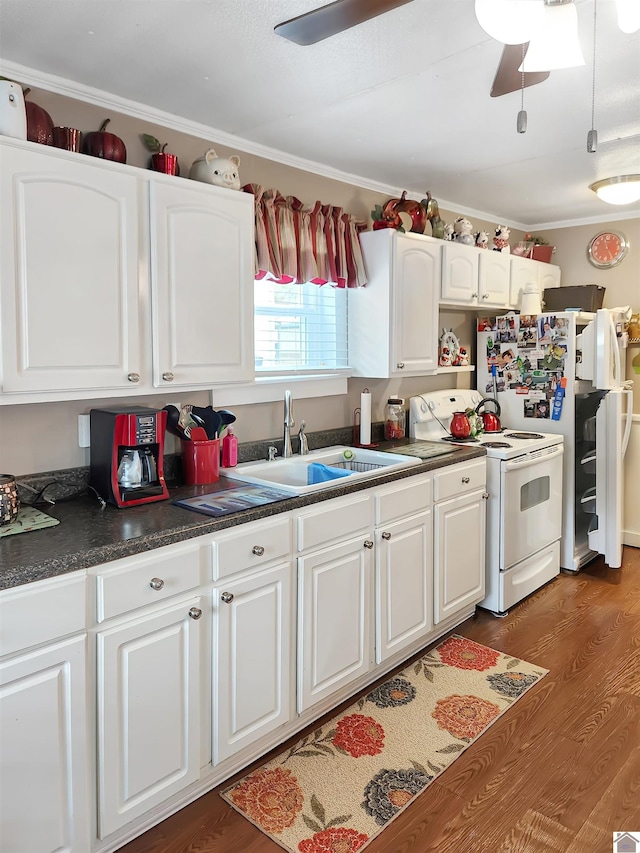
[23,88,53,145]
[82,119,127,163]
[141,133,179,175]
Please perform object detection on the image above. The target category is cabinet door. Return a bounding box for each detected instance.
[478,249,511,307]
[441,242,479,304]
[392,235,440,374]
[214,562,293,764]
[539,262,561,293]
[434,490,486,624]
[0,636,90,853]
[96,597,201,838]
[0,140,143,395]
[298,536,373,713]
[376,509,433,663]
[509,256,539,309]
[150,179,254,387]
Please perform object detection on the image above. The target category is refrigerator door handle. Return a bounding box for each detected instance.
[622,388,633,457]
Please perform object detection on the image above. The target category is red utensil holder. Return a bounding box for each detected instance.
[181,438,220,485]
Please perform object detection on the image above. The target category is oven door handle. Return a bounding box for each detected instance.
[503,444,564,471]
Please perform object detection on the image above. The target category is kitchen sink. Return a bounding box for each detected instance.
[222,445,421,495]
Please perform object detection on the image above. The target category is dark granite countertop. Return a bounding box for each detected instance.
[1,443,485,591]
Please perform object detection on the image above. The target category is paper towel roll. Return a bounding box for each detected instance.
[360,389,372,445]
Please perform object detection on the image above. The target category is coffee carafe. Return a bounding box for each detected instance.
[89,407,169,508]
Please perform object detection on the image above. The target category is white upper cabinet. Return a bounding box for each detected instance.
[349,230,440,377]
[0,138,254,402]
[0,140,144,396]
[441,242,511,308]
[150,179,254,388]
[510,256,561,310]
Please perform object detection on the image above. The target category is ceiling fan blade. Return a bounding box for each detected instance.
[275,0,414,45]
[491,43,550,97]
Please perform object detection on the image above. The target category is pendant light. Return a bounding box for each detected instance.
[520,0,585,72]
[587,0,598,152]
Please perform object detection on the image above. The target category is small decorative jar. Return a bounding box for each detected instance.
[384,397,406,440]
[0,475,20,526]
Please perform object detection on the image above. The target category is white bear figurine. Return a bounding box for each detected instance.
[493,225,511,253]
[453,217,475,246]
[189,148,241,190]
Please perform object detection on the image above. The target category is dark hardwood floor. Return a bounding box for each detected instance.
[119,546,640,853]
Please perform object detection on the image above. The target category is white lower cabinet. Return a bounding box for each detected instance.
[297,535,374,713]
[433,460,487,624]
[0,636,90,853]
[0,573,90,853]
[213,561,293,764]
[96,596,202,839]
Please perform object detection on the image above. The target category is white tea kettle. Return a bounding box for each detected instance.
[0,81,27,140]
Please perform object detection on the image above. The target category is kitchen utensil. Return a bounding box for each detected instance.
[450,411,472,439]
[217,409,237,431]
[191,406,222,440]
[163,405,182,438]
[475,397,502,432]
[0,474,20,526]
[189,426,209,442]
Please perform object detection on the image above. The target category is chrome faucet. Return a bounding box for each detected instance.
[283,390,295,458]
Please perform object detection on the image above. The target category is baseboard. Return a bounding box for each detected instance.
[623,531,640,548]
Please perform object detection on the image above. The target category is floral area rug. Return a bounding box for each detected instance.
[221,635,548,853]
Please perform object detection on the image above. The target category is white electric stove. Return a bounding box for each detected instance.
[409,389,564,615]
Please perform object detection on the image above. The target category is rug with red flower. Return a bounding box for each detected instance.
[221,635,547,853]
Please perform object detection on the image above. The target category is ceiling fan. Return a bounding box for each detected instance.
[274,0,549,97]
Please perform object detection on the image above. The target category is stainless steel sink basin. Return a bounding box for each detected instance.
[222,445,421,495]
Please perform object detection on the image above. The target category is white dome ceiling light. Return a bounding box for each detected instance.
[590,176,640,205]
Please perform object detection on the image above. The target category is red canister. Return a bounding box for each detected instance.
[450,412,471,439]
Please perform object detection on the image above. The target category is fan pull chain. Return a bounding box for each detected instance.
[587,0,598,151]
[517,43,527,133]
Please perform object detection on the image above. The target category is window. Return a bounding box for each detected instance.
[254,280,349,374]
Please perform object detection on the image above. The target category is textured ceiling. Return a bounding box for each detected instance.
[1,0,639,227]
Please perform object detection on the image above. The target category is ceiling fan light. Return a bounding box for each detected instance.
[519,2,585,71]
[590,175,640,205]
[475,0,543,44]
[615,0,640,33]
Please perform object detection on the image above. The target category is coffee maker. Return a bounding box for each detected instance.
[89,407,170,508]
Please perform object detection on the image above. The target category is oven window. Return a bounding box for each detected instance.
[520,476,550,511]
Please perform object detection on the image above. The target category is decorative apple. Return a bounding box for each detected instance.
[82,119,127,163]
[141,133,179,176]
[23,88,53,145]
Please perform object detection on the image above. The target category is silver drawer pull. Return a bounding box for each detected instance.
[462,476,470,484]
[364,540,374,549]
[252,545,265,556]
[127,372,140,383]
[149,577,165,591]
[162,371,174,382]
[188,607,202,620]
[381,531,391,540]
[221,592,234,604]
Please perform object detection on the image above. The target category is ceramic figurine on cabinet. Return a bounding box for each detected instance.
[439,328,461,367]
[189,148,241,189]
[475,230,489,249]
[493,225,511,253]
[421,191,446,239]
[454,346,469,367]
[452,217,475,245]
[443,223,454,241]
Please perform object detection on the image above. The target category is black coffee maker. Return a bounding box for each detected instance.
[89,407,169,508]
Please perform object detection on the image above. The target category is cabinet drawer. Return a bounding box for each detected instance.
[212,516,291,580]
[374,474,432,526]
[95,542,202,622]
[296,493,372,552]
[433,460,486,502]
[0,573,87,657]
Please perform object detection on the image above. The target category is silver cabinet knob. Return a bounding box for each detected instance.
[396,362,405,369]
[252,545,265,556]
[483,492,490,500]
[472,293,478,299]
[162,372,174,382]
[363,540,374,549]
[149,577,165,591]
[381,531,391,540]
[188,607,202,620]
[127,372,140,383]
[462,476,470,484]
[221,592,234,604]
[482,293,490,299]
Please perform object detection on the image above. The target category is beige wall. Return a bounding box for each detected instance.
[1,86,637,476]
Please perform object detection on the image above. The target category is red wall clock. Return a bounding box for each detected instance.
[587,230,629,269]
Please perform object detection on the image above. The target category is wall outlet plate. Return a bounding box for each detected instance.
[78,414,91,448]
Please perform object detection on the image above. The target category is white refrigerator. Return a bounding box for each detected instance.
[477,308,633,571]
